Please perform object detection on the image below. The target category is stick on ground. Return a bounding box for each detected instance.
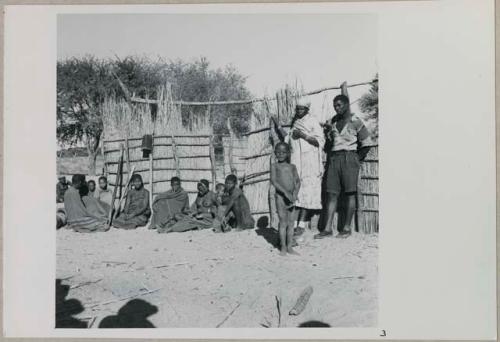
[289,286,313,316]
[216,302,241,328]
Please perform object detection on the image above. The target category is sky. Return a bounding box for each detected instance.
[58,13,377,119]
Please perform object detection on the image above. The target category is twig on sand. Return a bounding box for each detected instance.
[60,274,77,281]
[275,296,282,327]
[70,279,102,290]
[87,288,162,308]
[331,276,364,280]
[216,302,242,328]
[153,262,190,269]
[102,261,128,265]
[88,316,97,328]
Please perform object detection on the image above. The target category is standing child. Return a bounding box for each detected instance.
[113,174,151,229]
[220,175,255,231]
[270,142,301,256]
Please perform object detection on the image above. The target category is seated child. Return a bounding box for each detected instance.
[213,183,231,233]
[113,174,151,229]
[219,175,255,231]
[56,176,68,203]
[87,180,97,198]
[270,142,301,256]
[97,176,113,206]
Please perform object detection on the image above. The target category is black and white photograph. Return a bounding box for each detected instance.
[55,13,379,328]
[3,1,496,340]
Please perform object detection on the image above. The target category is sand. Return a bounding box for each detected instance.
[56,226,378,328]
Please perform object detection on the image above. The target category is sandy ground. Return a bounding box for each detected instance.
[56,225,378,328]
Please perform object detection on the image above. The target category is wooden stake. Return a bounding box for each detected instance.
[209,135,217,186]
[107,145,124,229]
[171,135,180,178]
[149,151,153,213]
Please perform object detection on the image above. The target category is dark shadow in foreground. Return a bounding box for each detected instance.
[298,320,331,328]
[99,299,158,328]
[255,216,279,249]
[56,279,87,328]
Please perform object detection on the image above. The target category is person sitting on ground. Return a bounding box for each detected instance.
[112,174,151,230]
[161,179,219,233]
[97,176,113,206]
[56,176,69,203]
[270,142,301,255]
[152,177,190,232]
[219,175,255,231]
[87,180,97,198]
[80,182,110,219]
[213,183,232,232]
[63,174,109,233]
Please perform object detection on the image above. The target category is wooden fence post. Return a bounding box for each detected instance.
[149,136,154,212]
[209,135,217,187]
[227,119,236,176]
[171,135,180,178]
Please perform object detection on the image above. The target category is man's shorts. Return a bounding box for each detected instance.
[325,150,360,194]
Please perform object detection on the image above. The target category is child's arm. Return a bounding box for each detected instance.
[271,116,287,142]
[292,165,301,201]
[270,164,293,201]
[222,190,239,218]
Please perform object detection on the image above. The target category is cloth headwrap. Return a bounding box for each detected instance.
[296,98,311,109]
[198,179,209,192]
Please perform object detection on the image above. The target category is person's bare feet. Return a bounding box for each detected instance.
[280,248,287,256]
[287,248,300,255]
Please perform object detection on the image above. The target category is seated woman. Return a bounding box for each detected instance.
[113,174,151,230]
[220,174,255,230]
[160,179,219,233]
[81,182,110,218]
[151,177,190,232]
[64,174,109,233]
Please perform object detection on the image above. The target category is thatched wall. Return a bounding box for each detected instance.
[100,82,379,234]
[102,85,213,204]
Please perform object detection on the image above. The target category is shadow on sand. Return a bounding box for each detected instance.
[254,216,279,249]
[56,279,87,328]
[298,320,331,327]
[98,299,158,328]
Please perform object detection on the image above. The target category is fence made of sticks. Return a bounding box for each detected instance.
[101,80,379,233]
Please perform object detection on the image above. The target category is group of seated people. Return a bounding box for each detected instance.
[58,173,255,234]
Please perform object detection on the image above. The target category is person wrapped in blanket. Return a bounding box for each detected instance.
[112,174,151,230]
[158,179,219,233]
[63,174,109,233]
[151,177,190,233]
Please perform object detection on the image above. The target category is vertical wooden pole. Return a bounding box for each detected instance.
[100,133,106,177]
[124,135,131,176]
[171,135,180,178]
[209,135,217,187]
[268,117,279,229]
[149,136,154,213]
[227,119,236,176]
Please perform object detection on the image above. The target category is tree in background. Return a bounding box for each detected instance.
[58,55,253,174]
[57,56,116,175]
[358,75,379,141]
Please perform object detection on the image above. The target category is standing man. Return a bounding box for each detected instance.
[315,94,372,239]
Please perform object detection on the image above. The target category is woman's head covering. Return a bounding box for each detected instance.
[198,179,210,192]
[296,98,311,109]
[131,174,143,184]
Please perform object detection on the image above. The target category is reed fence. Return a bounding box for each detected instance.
[101,80,379,233]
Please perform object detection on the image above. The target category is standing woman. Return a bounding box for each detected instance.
[273,98,325,234]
